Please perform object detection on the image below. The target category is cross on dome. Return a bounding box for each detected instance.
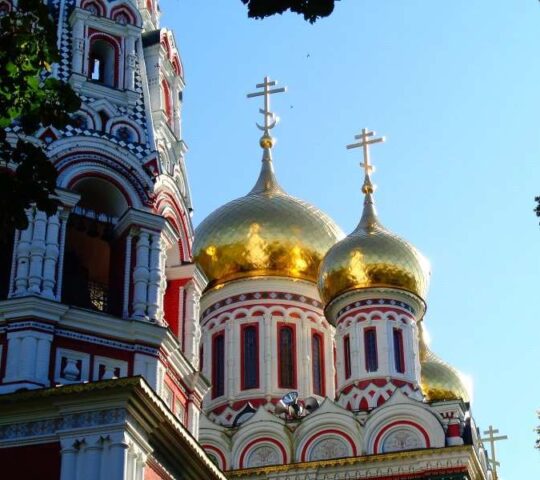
[247,76,286,149]
[346,128,385,194]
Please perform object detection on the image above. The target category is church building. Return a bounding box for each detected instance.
[0,0,502,479]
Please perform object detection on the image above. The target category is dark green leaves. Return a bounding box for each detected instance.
[241,0,336,24]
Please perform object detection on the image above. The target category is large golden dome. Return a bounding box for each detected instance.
[318,191,430,306]
[194,150,344,289]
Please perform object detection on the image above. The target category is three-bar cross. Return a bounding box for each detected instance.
[481,425,507,476]
[247,76,286,136]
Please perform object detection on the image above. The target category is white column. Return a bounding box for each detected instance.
[85,438,103,480]
[19,335,38,380]
[187,399,200,439]
[133,353,158,390]
[184,282,201,367]
[55,210,69,300]
[226,321,234,400]
[325,327,335,398]
[71,19,85,74]
[125,37,136,91]
[146,232,163,322]
[35,336,52,384]
[263,311,272,395]
[42,213,61,298]
[3,336,22,381]
[13,210,35,296]
[108,437,128,480]
[132,231,150,319]
[28,210,47,293]
[60,441,78,480]
[122,231,134,318]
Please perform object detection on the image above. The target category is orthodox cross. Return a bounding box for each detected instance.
[346,128,385,178]
[247,76,286,136]
[480,425,507,476]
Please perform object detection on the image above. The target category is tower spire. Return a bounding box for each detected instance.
[246,76,287,194]
[346,127,386,229]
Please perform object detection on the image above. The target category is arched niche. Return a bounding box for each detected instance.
[62,177,129,315]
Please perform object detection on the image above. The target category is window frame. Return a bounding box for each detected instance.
[240,323,260,390]
[364,327,379,373]
[277,322,297,389]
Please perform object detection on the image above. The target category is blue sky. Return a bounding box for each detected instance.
[161,1,540,477]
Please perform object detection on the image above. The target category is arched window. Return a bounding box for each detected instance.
[212,332,225,398]
[89,39,116,87]
[312,332,324,396]
[278,325,296,389]
[393,328,405,373]
[343,334,351,380]
[161,79,173,124]
[62,178,128,315]
[241,324,259,390]
[364,327,378,372]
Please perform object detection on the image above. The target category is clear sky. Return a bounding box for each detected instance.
[161,1,540,477]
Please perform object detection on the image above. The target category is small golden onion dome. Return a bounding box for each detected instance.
[193,149,344,289]
[318,190,430,306]
[420,348,470,403]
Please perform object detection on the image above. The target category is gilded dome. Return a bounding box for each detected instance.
[194,150,344,289]
[318,191,430,306]
[420,348,470,403]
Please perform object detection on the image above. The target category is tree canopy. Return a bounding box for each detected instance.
[0,0,80,234]
[241,0,337,23]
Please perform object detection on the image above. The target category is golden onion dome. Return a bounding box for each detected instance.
[420,348,470,403]
[193,148,344,289]
[318,186,430,306]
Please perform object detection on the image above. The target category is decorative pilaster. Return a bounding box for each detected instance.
[122,230,134,318]
[1,329,53,392]
[13,209,34,296]
[132,230,150,320]
[42,211,61,298]
[184,281,202,367]
[147,232,164,322]
[28,210,47,293]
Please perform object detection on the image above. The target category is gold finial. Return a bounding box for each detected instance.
[247,76,287,149]
[346,128,385,194]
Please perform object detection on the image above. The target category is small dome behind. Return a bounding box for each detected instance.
[420,349,471,403]
[318,192,430,306]
[194,150,343,289]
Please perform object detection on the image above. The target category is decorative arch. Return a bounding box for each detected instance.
[302,429,357,462]
[237,438,287,469]
[202,444,227,471]
[87,31,121,87]
[110,4,137,25]
[81,0,105,16]
[363,393,445,455]
[53,149,150,209]
[108,118,144,144]
[153,186,193,261]
[161,78,173,122]
[0,0,12,14]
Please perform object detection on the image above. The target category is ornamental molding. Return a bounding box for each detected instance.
[0,408,127,443]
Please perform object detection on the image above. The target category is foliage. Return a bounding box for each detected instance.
[0,0,80,233]
[241,0,337,23]
[535,197,540,222]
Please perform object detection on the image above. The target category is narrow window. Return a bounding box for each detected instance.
[364,327,378,372]
[393,328,405,373]
[278,325,295,388]
[212,333,225,398]
[343,334,351,379]
[88,39,116,87]
[312,333,324,396]
[241,324,259,390]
